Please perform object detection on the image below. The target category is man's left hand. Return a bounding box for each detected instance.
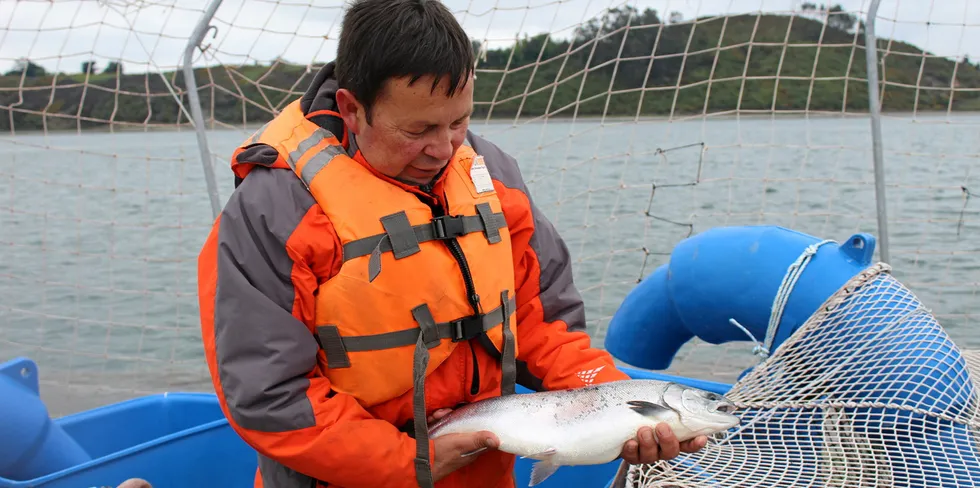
[621,424,707,464]
[428,408,454,425]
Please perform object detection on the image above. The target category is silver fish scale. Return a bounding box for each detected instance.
[549,383,665,425]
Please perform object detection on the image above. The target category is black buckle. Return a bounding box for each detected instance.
[449,315,485,342]
[432,215,466,240]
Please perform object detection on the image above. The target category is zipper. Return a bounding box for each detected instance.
[443,232,482,313]
[419,186,484,395]
[439,218,482,396]
[469,345,480,395]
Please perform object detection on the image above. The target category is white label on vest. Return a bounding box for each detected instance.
[470,155,494,193]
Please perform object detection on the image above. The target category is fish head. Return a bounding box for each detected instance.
[661,384,741,439]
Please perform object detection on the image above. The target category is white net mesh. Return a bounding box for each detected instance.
[0,0,225,416]
[0,0,978,424]
[625,263,980,487]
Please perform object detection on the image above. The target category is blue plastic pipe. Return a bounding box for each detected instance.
[604,225,876,370]
[0,357,91,481]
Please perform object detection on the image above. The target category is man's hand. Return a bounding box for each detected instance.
[427,407,501,482]
[430,430,500,482]
[620,424,707,465]
[427,408,453,425]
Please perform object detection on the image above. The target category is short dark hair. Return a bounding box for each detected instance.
[336,0,475,124]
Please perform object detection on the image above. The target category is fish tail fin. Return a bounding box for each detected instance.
[529,459,560,486]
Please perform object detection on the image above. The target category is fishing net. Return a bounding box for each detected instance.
[623,262,980,487]
[3,0,980,421]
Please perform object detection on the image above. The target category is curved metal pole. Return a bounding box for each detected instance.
[182,0,225,219]
[864,0,890,264]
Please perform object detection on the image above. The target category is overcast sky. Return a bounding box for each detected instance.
[0,0,976,76]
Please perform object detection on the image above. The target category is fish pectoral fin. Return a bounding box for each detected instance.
[461,446,488,457]
[626,400,677,418]
[519,447,557,460]
[529,457,560,487]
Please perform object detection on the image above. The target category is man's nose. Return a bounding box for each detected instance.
[424,128,455,161]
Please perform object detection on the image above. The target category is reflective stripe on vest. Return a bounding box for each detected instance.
[238,99,519,488]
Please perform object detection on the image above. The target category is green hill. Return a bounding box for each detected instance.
[2,5,978,132]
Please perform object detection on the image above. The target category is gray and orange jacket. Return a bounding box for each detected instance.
[197,62,630,488]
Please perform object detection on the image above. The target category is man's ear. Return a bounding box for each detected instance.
[335,88,364,134]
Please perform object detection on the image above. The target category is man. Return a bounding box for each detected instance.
[197,0,707,487]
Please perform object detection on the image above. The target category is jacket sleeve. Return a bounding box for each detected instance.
[470,134,631,392]
[197,166,432,488]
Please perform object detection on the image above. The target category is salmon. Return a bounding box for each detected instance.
[428,379,740,486]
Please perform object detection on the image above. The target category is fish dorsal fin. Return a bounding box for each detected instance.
[626,400,677,418]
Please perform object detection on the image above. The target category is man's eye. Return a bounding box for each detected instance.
[452,115,470,129]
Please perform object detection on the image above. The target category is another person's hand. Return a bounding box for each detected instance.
[116,479,152,488]
[620,424,707,465]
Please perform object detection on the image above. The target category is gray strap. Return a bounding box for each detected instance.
[475,203,502,244]
[329,297,516,354]
[314,325,351,368]
[367,211,419,282]
[411,304,437,488]
[257,453,317,488]
[414,304,443,349]
[380,211,421,259]
[499,290,517,396]
[310,296,516,370]
[367,235,386,282]
[342,212,507,263]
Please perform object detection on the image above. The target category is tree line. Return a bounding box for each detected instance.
[1,4,977,132]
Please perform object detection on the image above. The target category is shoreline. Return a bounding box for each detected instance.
[2,109,978,137]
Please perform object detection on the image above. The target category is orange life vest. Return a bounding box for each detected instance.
[232,99,519,488]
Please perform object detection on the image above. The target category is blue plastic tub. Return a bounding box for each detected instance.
[0,355,731,488]
[0,357,256,488]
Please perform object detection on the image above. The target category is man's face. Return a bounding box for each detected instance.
[337,73,474,186]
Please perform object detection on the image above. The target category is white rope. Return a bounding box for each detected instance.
[728,318,769,360]
[764,239,836,356]
[728,239,836,362]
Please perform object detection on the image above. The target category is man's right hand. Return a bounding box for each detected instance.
[430,431,500,482]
